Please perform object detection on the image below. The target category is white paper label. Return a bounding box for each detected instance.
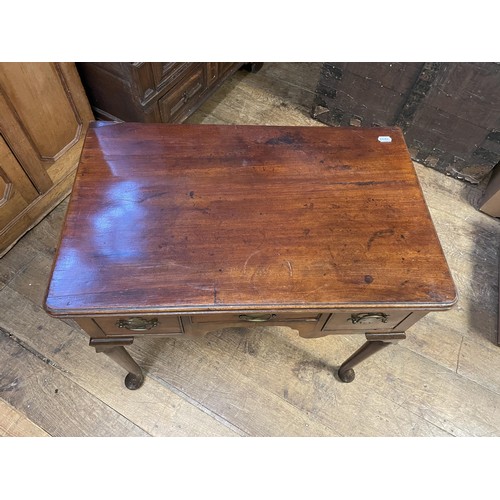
[378,136,392,143]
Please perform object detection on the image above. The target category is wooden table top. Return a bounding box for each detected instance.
[45,122,457,316]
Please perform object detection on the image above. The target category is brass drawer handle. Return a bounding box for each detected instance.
[350,313,388,324]
[116,317,159,331]
[239,314,276,322]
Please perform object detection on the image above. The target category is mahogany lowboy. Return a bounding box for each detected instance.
[45,122,457,389]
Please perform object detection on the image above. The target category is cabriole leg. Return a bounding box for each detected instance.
[338,332,406,383]
[90,338,145,390]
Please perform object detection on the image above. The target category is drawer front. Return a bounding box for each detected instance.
[190,311,322,325]
[94,315,183,336]
[186,311,324,337]
[151,62,196,91]
[158,65,205,122]
[322,311,411,332]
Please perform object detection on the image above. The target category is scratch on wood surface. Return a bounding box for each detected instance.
[302,284,329,296]
[367,229,395,250]
[284,260,293,277]
[164,260,192,270]
[192,285,213,291]
[243,250,262,273]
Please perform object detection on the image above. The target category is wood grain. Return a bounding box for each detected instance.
[45,122,456,316]
[130,329,450,436]
[0,398,49,437]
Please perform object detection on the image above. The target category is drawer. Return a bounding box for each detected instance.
[94,315,183,336]
[322,311,411,332]
[158,65,205,122]
[186,311,323,337]
[151,62,196,91]
[191,311,322,325]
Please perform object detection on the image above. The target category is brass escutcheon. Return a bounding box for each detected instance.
[116,317,159,331]
[350,313,388,324]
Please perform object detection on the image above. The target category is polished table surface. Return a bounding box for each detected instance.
[45,122,457,388]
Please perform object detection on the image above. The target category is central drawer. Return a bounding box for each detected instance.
[190,311,322,324]
[185,311,325,336]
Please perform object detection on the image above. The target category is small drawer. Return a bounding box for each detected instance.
[151,62,196,91]
[322,311,411,332]
[190,311,322,325]
[94,315,183,336]
[158,65,205,122]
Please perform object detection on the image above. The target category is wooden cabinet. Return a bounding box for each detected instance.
[76,62,243,123]
[0,63,93,257]
[0,135,39,232]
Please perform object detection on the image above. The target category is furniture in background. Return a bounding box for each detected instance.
[45,122,457,390]
[76,63,248,123]
[311,63,500,184]
[0,63,93,257]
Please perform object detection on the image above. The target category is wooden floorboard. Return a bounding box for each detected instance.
[0,326,148,437]
[0,398,49,437]
[131,330,451,436]
[1,62,499,437]
[0,286,240,437]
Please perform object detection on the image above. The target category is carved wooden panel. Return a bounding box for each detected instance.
[0,134,38,233]
[0,62,93,256]
[0,63,84,165]
[131,63,156,103]
[158,65,205,122]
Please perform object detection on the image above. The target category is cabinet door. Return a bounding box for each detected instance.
[0,62,93,193]
[0,134,38,235]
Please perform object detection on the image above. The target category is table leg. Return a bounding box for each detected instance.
[338,332,406,383]
[90,338,145,390]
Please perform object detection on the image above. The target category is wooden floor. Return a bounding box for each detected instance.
[1,63,500,437]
